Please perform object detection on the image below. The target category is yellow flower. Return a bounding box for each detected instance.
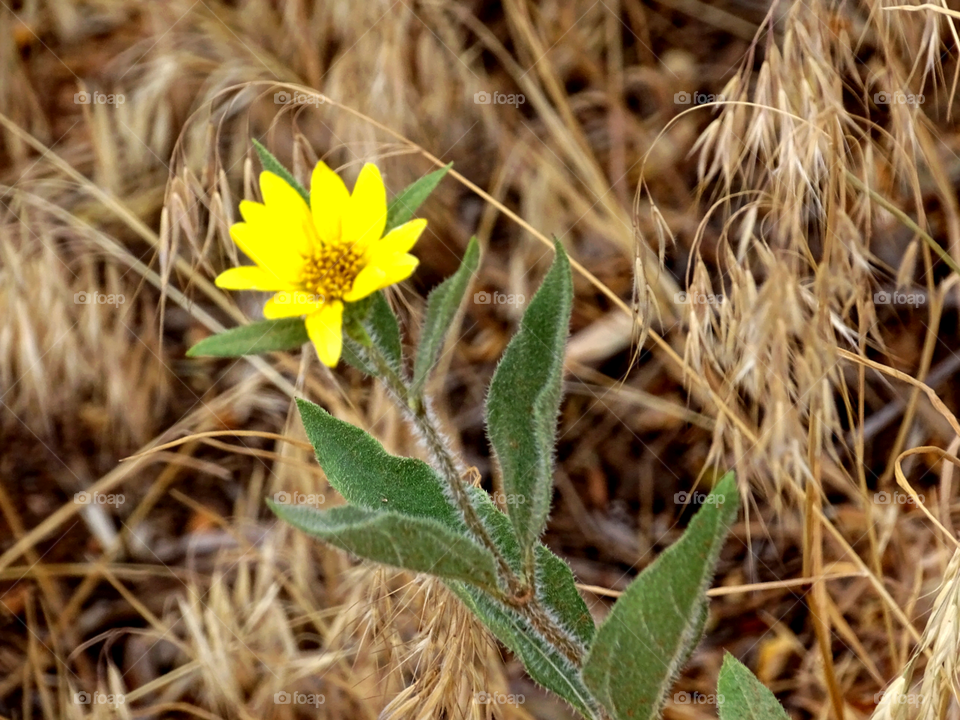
[215,161,426,366]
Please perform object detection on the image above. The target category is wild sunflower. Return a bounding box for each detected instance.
[215,161,425,366]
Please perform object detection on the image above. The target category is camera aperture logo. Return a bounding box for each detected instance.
[74,91,125,106]
[674,91,725,106]
[874,491,923,506]
[274,91,325,107]
[75,491,125,507]
[74,691,125,707]
[874,91,924,107]
[674,490,725,506]
[75,291,125,307]
[273,491,325,507]
[873,290,925,308]
[474,290,525,306]
[674,692,724,705]
[474,90,525,107]
[273,691,324,707]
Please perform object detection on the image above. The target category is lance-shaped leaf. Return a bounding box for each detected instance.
[296,399,459,527]
[269,503,499,590]
[341,339,378,375]
[468,487,594,647]
[252,138,309,203]
[582,473,739,720]
[385,163,452,233]
[447,487,596,715]
[365,292,403,370]
[186,318,308,357]
[448,581,601,720]
[340,292,403,377]
[411,237,480,397]
[717,654,790,720]
[485,240,573,558]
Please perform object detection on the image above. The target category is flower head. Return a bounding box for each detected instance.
[215,161,426,366]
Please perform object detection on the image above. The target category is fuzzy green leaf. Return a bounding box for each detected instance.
[717,654,790,720]
[296,399,460,526]
[341,338,378,375]
[582,473,739,720]
[338,292,403,376]
[296,398,598,713]
[446,487,596,716]
[186,317,308,357]
[485,240,573,557]
[448,581,601,719]
[252,138,309,203]
[468,487,594,647]
[385,162,452,233]
[269,503,499,589]
[411,237,480,397]
[366,292,403,370]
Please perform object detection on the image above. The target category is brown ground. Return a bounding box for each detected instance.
[1,0,959,718]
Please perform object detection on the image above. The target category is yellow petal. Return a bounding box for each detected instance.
[215,266,296,291]
[376,253,420,285]
[263,290,326,318]
[343,253,419,302]
[342,163,387,254]
[255,171,319,255]
[342,264,386,302]
[368,218,427,262]
[230,219,304,279]
[240,200,316,256]
[310,161,349,244]
[260,171,310,218]
[306,301,344,366]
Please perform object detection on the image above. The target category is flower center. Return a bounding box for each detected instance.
[299,244,364,299]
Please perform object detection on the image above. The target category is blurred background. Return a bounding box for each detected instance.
[2,0,960,717]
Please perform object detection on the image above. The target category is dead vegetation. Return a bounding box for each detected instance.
[2,0,960,718]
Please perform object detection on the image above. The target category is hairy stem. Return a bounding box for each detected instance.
[366,345,585,668]
[409,392,586,666]
[367,348,520,589]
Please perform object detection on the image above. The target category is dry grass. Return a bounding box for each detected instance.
[2,0,960,718]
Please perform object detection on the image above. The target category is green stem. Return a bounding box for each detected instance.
[408,391,586,666]
[365,344,586,668]
[365,347,520,590]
